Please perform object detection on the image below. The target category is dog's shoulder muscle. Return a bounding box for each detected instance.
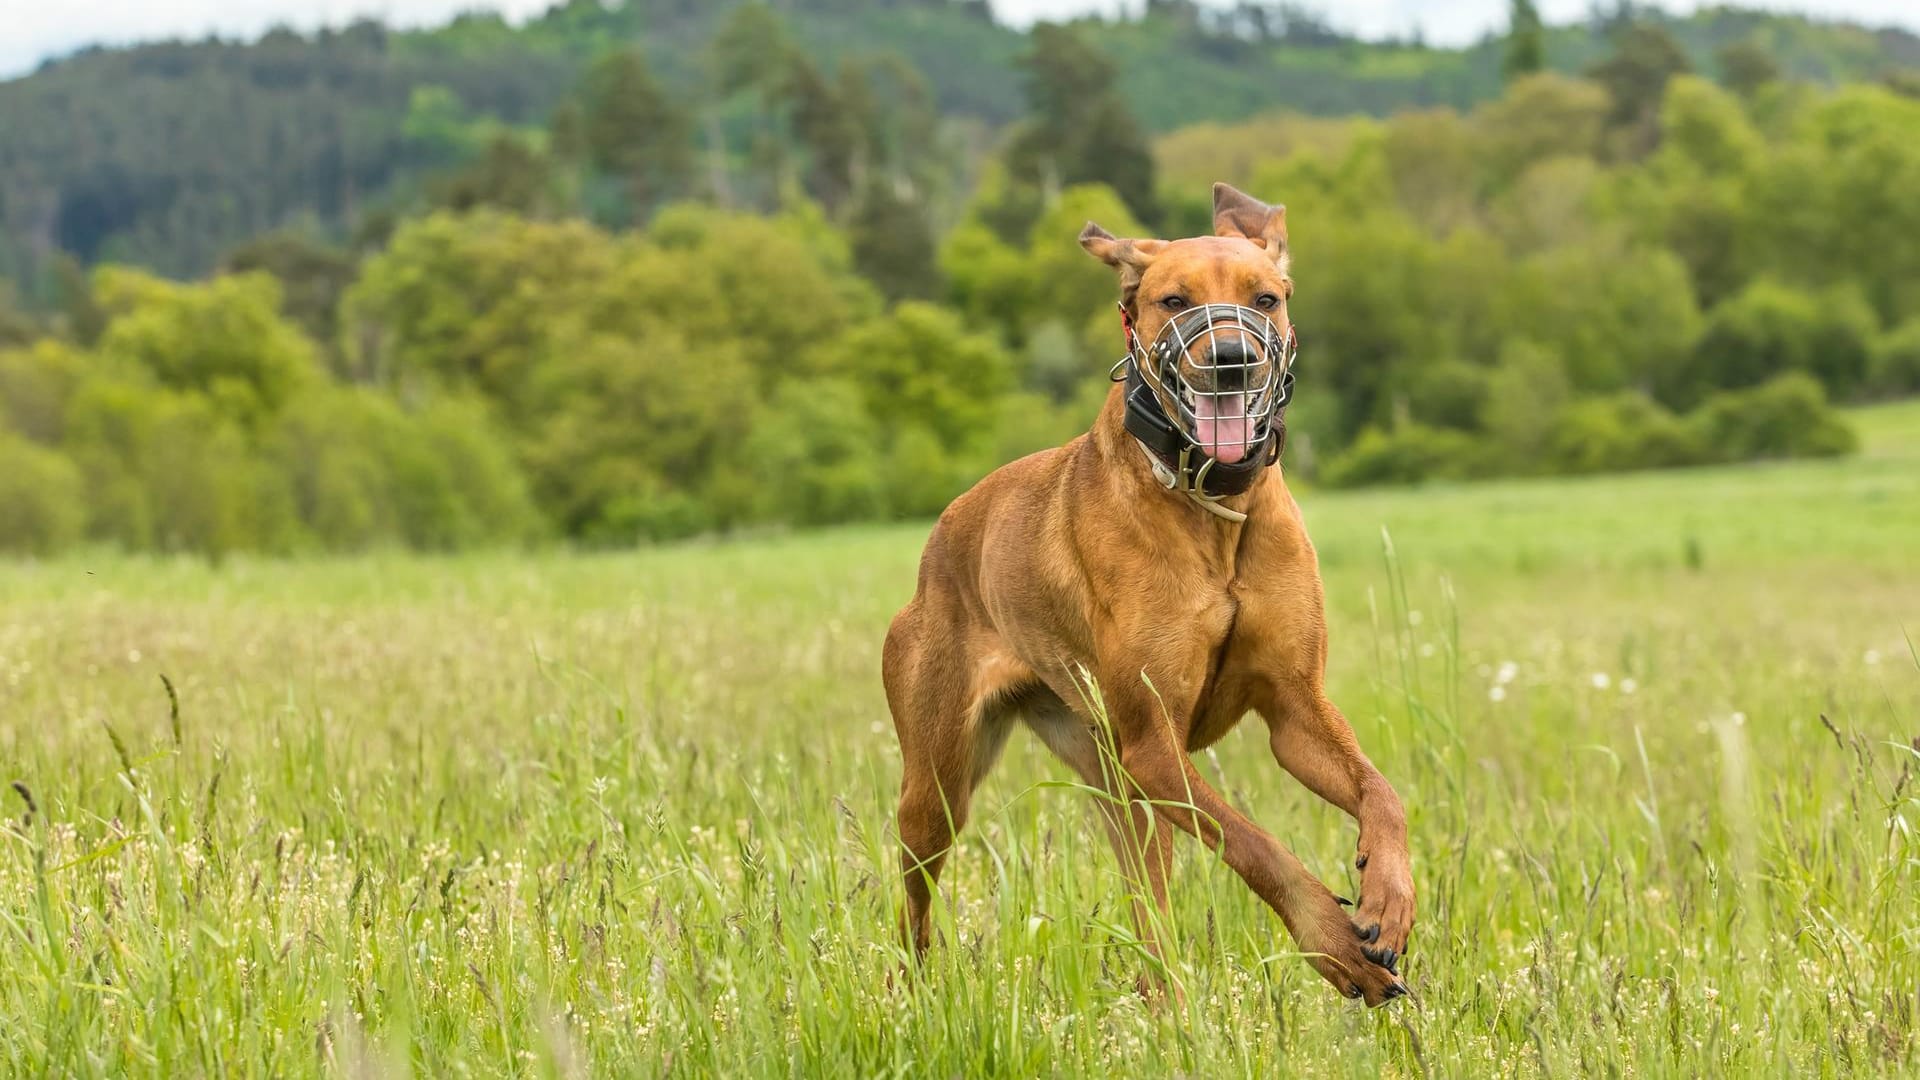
[910,438,1092,652]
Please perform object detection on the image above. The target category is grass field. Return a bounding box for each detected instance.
[2,402,1917,1077]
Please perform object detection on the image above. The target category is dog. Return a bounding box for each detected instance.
[881,184,1413,1005]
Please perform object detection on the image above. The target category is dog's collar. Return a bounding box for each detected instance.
[1118,353,1290,523]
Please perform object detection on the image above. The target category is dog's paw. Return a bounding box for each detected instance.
[1293,887,1408,1007]
[1354,848,1416,959]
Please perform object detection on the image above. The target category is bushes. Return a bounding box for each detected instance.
[93,268,320,424]
[1686,373,1856,461]
[1549,392,1703,474]
[806,302,1014,454]
[0,271,540,558]
[1321,373,1855,487]
[59,379,292,555]
[270,389,539,551]
[1402,360,1490,431]
[0,433,85,554]
[1321,424,1488,488]
[0,341,90,444]
[741,379,886,529]
[1,161,1895,555]
[1870,320,1920,397]
[1673,280,1876,407]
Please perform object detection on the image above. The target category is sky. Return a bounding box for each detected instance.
[5,0,1918,80]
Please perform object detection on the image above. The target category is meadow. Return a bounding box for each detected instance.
[1,402,1916,1077]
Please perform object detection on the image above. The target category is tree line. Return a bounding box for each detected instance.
[1,12,1917,554]
[3,0,1915,284]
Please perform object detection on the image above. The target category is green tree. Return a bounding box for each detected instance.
[1006,24,1158,226]
[401,85,496,162]
[520,328,752,538]
[707,2,803,207]
[806,301,1014,455]
[92,268,320,426]
[849,181,942,302]
[1473,75,1610,189]
[741,377,885,526]
[1496,236,1700,393]
[342,211,616,401]
[0,282,40,348]
[0,341,90,444]
[222,230,358,349]
[1483,339,1573,461]
[1717,41,1781,99]
[785,56,861,214]
[433,133,559,217]
[52,254,106,346]
[580,48,692,220]
[1587,22,1692,155]
[1503,0,1546,83]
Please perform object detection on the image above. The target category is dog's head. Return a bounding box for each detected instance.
[1081,184,1293,465]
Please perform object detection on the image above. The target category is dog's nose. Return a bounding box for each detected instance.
[1208,337,1251,365]
[1204,336,1257,390]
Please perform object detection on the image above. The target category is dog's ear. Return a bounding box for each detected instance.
[1212,183,1287,266]
[1080,222,1167,306]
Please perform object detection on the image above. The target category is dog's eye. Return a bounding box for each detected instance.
[1160,296,1187,311]
[1254,293,1280,310]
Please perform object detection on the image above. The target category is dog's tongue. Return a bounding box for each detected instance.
[1193,393,1250,464]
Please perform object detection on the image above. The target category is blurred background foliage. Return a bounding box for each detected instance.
[1,0,1918,552]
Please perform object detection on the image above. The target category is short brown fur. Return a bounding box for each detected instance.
[883,183,1413,1005]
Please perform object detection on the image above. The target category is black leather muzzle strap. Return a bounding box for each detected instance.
[1123,362,1287,498]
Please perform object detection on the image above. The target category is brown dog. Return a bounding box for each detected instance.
[882,183,1412,1005]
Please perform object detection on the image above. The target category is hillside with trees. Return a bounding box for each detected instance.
[1,2,1917,554]
[3,0,1917,282]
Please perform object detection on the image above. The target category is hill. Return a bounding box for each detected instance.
[1,0,1916,280]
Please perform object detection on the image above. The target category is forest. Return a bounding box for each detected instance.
[1,0,1918,553]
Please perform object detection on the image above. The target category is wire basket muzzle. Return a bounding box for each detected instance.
[1139,304,1296,462]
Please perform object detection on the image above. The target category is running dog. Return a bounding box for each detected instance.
[882,184,1412,1005]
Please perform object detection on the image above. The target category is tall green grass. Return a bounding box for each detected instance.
[0,427,1915,1075]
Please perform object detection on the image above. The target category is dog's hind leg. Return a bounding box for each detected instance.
[1025,692,1177,995]
[882,604,1017,955]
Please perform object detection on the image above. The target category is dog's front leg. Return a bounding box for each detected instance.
[1261,678,1415,972]
[1096,667,1407,1006]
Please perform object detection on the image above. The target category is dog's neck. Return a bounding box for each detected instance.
[1089,382,1265,523]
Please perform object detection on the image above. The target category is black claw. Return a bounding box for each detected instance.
[1333,894,1354,907]
[1355,923,1380,943]
[1355,853,1369,870]
[1385,982,1407,1000]
[1346,983,1363,1000]
[1362,944,1398,973]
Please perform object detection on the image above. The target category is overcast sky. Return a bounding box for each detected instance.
[5,0,1917,80]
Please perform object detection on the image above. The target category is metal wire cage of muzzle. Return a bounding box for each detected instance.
[1115,303,1298,465]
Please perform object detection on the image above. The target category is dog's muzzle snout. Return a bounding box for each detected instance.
[1199,336,1258,392]
[1135,304,1296,465]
